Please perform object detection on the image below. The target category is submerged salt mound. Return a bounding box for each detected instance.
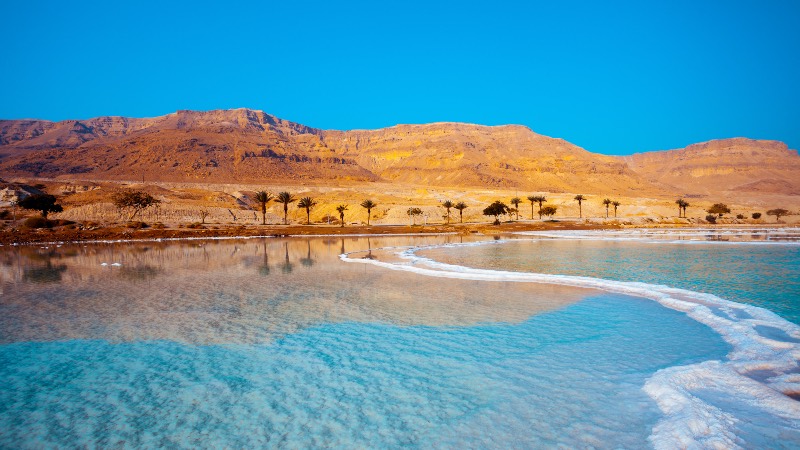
[341,240,800,448]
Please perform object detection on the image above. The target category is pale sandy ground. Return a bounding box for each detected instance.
[25,179,800,224]
[1,179,797,244]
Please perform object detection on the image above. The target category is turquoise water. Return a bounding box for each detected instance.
[0,296,725,448]
[419,235,800,323]
[0,233,797,448]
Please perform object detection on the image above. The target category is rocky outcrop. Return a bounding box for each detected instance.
[0,182,44,206]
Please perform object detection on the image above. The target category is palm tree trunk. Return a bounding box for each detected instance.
[261,203,266,225]
[306,208,310,224]
[283,204,288,224]
[538,202,543,219]
[578,202,582,218]
[366,208,371,226]
[460,210,463,223]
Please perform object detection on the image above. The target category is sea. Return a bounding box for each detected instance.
[1,229,798,448]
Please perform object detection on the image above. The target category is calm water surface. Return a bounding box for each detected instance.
[0,233,795,448]
[419,233,800,323]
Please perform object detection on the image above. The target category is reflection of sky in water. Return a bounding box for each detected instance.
[420,237,800,323]
[1,236,586,344]
[1,294,728,448]
[0,236,761,447]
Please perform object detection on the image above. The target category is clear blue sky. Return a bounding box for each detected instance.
[1,0,798,155]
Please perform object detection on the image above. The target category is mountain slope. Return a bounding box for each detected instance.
[624,138,800,197]
[1,109,797,201]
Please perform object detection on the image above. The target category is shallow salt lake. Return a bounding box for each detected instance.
[0,232,798,448]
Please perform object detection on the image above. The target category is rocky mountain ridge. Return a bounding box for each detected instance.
[1,109,797,199]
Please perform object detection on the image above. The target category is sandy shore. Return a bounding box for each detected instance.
[4,218,792,245]
[2,220,625,245]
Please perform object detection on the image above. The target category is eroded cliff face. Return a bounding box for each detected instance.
[624,138,800,196]
[320,123,649,193]
[0,109,797,201]
[0,109,376,183]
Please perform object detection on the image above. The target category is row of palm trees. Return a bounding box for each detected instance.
[255,190,628,226]
[505,194,621,220]
[675,198,690,218]
[440,200,468,224]
[571,195,621,218]
[254,191,381,226]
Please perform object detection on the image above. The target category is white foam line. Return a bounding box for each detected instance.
[341,240,800,448]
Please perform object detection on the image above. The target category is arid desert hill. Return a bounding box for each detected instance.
[624,138,800,198]
[1,108,798,202]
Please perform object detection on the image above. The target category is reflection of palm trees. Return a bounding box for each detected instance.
[363,238,375,260]
[340,238,346,256]
[300,240,315,267]
[281,242,293,273]
[258,241,270,275]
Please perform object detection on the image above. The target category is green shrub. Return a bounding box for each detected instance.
[752,212,762,219]
[125,221,149,229]
[186,222,204,229]
[705,215,717,224]
[736,214,744,219]
[23,217,51,228]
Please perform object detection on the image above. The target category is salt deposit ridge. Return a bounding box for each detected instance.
[341,232,800,448]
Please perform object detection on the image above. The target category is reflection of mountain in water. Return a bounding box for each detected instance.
[0,236,589,344]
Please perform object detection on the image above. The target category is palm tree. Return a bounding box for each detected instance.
[528,195,546,219]
[336,204,348,227]
[297,197,316,224]
[602,198,612,218]
[254,191,273,225]
[441,200,454,224]
[612,201,620,218]
[510,197,521,220]
[276,192,296,225]
[574,194,585,218]
[454,202,467,223]
[675,198,688,218]
[360,199,377,225]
